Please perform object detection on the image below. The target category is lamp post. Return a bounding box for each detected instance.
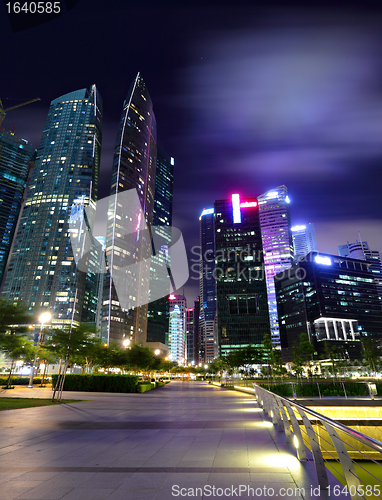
[28,312,52,388]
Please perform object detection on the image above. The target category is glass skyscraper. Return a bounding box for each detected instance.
[199,208,217,362]
[146,147,174,344]
[291,223,318,261]
[168,294,187,364]
[102,73,157,346]
[214,195,270,356]
[257,186,293,346]
[0,130,35,290]
[2,86,102,325]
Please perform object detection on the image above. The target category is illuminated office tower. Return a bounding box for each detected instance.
[257,186,293,346]
[339,240,382,300]
[146,147,174,344]
[168,294,187,364]
[291,223,318,260]
[2,86,102,325]
[199,208,217,362]
[0,130,35,290]
[214,195,270,357]
[275,252,382,362]
[102,73,157,345]
[186,297,200,365]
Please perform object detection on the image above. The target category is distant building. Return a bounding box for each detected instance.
[0,130,35,290]
[199,208,217,362]
[291,223,318,261]
[186,298,200,365]
[214,194,270,357]
[275,252,382,362]
[339,240,382,300]
[102,73,157,346]
[2,86,102,327]
[168,294,187,364]
[147,147,174,345]
[257,186,293,346]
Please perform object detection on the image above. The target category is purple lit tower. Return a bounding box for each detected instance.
[257,186,294,346]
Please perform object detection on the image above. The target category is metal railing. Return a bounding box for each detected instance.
[251,383,382,500]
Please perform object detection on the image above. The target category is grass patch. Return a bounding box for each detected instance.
[0,398,82,411]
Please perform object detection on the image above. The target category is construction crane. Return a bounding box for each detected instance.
[0,97,41,128]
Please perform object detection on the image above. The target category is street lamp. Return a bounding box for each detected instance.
[154,349,160,355]
[123,339,130,348]
[28,312,52,388]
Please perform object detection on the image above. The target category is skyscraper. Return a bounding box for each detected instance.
[199,208,217,362]
[0,130,35,290]
[257,186,293,346]
[186,297,200,365]
[275,252,382,362]
[168,293,187,364]
[291,223,318,260]
[102,73,157,346]
[146,147,174,344]
[2,86,102,326]
[214,194,270,357]
[339,240,382,300]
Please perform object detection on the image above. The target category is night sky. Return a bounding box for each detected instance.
[2,0,382,304]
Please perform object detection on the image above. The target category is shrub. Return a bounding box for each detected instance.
[136,382,154,393]
[51,374,139,393]
[0,376,41,385]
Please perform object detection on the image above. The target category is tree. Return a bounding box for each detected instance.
[0,300,33,388]
[125,344,156,377]
[0,335,34,388]
[292,333,314,379]
[362,338,379,375]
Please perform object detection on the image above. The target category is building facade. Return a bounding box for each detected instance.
[214,195,270,357]
[275,252,382,362]
[2,86,102,327]
[0,130,35,290]
[102,73,157,346]
[168,294,187,364]
[199,208,217,362]
[291,223,318,261]
[339,240,382,301]
[146,147,174,344]
[186,297,200,365]
[257,186,293,346]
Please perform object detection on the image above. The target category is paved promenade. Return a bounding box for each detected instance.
[0,382,336,500]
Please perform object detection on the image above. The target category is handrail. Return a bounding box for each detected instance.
[253,383,382,455]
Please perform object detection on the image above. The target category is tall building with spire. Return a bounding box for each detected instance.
[257,186,293,346]
[102,73,157,346]
[2,86,102,326]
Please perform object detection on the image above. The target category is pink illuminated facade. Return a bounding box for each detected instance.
[257,186,293,346]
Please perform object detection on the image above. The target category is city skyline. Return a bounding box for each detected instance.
[2,1,382,308]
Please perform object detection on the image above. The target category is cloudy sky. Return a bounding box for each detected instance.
[2,0,382,303]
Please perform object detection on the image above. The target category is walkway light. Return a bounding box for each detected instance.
[28,311,52,388]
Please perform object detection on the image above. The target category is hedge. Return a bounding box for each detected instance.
[0,376,42,386]
[51,374,139,393]
[137,382,154,393]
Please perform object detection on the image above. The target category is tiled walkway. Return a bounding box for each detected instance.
[0,381,335,499]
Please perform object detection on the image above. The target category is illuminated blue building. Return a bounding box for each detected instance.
[2,86,102,326]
